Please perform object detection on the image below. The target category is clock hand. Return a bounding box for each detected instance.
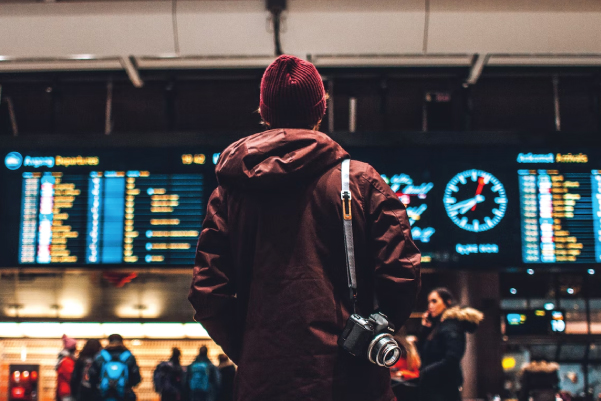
[460,194,485,214]
[448,197,478,212]
[472,177,485,211]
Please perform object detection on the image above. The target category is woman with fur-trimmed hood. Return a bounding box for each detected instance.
[417,288,484,401]
[518,361,560,401]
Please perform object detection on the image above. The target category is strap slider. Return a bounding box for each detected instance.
[341,190,352,220]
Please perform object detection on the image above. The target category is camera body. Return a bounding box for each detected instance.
[338,312,402,368]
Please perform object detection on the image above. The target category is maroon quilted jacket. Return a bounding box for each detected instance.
[189,128,421,401]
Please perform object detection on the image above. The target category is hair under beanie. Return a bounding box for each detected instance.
[260,55,326,128]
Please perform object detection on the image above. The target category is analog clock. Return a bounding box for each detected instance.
[443,169,507,232]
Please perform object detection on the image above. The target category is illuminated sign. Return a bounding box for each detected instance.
[556,153,588,163]
[381,173,436,245]
[3,145,601,268]
[505,310,565,335]
[5,154,99,170]
[456,244,499,255]
[443,169,507,232]
[517,153,554,164]
[5,152,23,170]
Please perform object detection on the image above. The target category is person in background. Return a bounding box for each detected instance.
[88,334,142,401]
[518,360,560,401]
[56,335,77,401]
[418,288,483,401]
[153,347,184,401]
[216,354,235,401]
[188,54,421,401]
[185,346,220,401]
[70,339,102,401]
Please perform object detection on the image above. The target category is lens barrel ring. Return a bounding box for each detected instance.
[367,333,401,367]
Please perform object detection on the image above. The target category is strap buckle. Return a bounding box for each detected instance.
[341,190,352,220]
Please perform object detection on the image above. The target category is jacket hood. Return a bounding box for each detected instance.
[216,128,349,189]
[441,306,484,333]
[522,361,560,373]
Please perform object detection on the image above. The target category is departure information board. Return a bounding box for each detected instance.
[2,149,216,267]
[1,145,600,268]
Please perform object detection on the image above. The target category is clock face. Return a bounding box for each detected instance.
[443,169,507,232]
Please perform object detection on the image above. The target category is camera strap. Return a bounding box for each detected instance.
[341,159,358,313]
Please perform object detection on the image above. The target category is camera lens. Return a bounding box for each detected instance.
[367,333,402,368]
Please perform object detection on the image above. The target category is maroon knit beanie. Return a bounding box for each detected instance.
[260,55,326,128]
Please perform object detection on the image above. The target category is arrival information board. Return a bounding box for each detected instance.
[2,146,600,268]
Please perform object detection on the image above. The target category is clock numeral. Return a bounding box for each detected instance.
[458,175,466,184]
[445,197,457,204]
[492,184,503,193]
[473,220,480,231]
[494,197,507,204]
[460,217,468,227]
[485,217,493,226]
[471,171,478,181]
[448,185,459,193]
[493,208,503,217]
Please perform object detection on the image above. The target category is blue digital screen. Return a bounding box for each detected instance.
[3,150,215,266]
[1,146,600,268]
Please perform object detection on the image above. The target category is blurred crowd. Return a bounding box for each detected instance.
[56,333,235,401]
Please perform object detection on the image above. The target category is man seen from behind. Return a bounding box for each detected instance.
[188,55,421,401]
[89,334,141,401]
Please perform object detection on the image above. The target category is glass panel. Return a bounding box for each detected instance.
[558,344,587,361]
[530,298,556,309]
[559,364,586,398]
[500,299,528,310]
[590,344,601,361]
[591,311,601,334]
[590,299,601,310]
[559,299,587,311]
[589,365,601,400]
[565,311,589,334]
[529,344,557,361]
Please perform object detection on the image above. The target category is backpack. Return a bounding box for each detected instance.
[153,361,177,394]
[99,349,131,400]
[188,361,210,393]
[80,357,94,389]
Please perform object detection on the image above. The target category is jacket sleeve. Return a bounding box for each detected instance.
[128,354,142,387]
[363,165,421,330]
[420,322,466,379]
[188,186,240,362]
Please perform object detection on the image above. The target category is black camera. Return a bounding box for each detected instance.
[338,312,402,368]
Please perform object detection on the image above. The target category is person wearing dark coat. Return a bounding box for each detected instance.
[70,339,102,401]
[518,361,560,401]
[417,288,483,401]
[188,54,421,401]
[155,348,184,401]
[216,354,235,401]
[88,334,142,401]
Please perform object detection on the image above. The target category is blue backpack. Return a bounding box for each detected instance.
[99,349,131,400]
[188,361,210,393]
